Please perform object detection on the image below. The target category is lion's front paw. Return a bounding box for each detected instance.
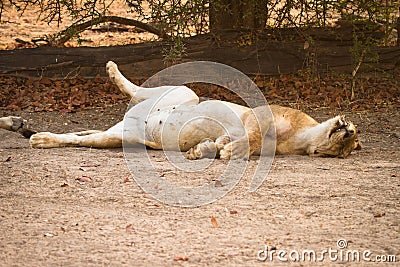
[219,138,250,160]
[329,115,350,136]
[335,115,348,128]
[30,132,63,149]
[185,139,217,160]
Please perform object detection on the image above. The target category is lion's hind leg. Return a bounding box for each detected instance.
[106,61,138,98]
[106,61,199,107]
[220,106,274,160]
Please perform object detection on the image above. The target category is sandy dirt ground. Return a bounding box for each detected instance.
[0,104,399,266]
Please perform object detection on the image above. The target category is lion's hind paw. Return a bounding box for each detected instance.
[106,61,119,81]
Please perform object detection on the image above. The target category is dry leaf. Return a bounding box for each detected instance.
[215,180,223,187]
[76,176,92,183]
[174,256,189,261]
[211,216,219,228]
[373,212,385,218]
[126,224,133,233]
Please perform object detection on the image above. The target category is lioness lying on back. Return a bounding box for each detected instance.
[0,61,361,159]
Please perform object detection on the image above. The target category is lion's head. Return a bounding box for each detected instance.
[313,116,362,158]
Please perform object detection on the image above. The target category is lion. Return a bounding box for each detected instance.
[0,61,361,159]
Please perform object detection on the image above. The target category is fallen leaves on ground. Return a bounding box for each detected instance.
[190,70,400,112]
[0,70,399,112]
[0,75,127,112]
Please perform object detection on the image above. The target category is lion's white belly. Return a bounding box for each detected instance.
[145,101,249,151]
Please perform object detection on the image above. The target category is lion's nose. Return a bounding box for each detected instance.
[344,129,355,138]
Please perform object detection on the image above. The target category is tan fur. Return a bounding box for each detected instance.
[234,105,361,158]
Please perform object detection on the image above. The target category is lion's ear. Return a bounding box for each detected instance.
[355,140,362,150]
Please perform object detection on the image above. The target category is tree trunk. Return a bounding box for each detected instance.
[209,0,268,31]
[397,9,400,46]
[2,30,399,80]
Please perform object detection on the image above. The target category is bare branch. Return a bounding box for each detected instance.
[52,15,169,46]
